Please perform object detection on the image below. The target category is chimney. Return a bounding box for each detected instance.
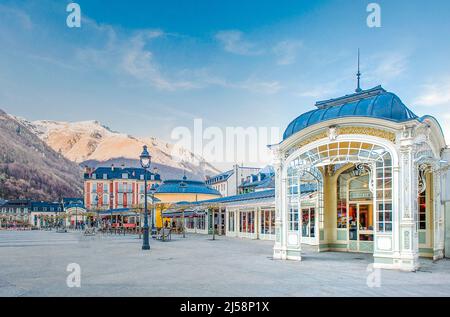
[84,166,93,176]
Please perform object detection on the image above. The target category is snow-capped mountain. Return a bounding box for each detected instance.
[13,116,221,180]
[0,110,82,201]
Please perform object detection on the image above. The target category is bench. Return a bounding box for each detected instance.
[156,228,172,241]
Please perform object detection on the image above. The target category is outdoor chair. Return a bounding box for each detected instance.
[155,228,171,241]
[155,229,162,240]
[83,227,96,236]
[162,228,172,241]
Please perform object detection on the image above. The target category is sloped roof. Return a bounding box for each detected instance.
[205,169,234,184]
[2,200,31,208]
[155,177,221,196]
[63,197,83,205]
[240,174,275,189]
[198,189,275,204]
[31,201,63,212]
[84,167,161,181]
[98,208,138,216]
[283,86,418,140]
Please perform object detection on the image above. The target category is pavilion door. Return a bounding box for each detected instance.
[348,203,374,253]
[301,207,317,245]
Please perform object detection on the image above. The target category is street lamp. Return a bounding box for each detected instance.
[94,195,99,229]
[140,145,151,250]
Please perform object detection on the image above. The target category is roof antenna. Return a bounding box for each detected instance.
[355,48,362,93]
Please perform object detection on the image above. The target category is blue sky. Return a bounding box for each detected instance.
[1,0,450,163]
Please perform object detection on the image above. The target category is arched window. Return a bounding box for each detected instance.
[287,141,393,233]
[287,165,323,234]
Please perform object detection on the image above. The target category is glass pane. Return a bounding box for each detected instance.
[337,200,347,228]
[310,208,315,237]
[302,209,309,237]
[349,204,358,240]
[385,222,392,232]
[359,204,373,230]
[377,222,384,232]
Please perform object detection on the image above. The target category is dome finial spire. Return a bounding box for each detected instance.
[355,48,362,93]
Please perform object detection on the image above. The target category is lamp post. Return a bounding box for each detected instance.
[140,145,151,250]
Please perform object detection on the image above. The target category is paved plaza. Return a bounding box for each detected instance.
[1,230,450,297]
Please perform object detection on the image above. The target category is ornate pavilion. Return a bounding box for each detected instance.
[270,84,450,271]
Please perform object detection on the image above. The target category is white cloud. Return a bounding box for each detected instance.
[238,79,282,94]
[121,31,198,90]
[414,77,450,107]
[273,40,303,65]
[171,69,282,94]
[215,30,263,56]
[368,52,409,83]
[294,77,349,99]
[74,21,199,91]
[1,6,282,95]
[0,4,32,30]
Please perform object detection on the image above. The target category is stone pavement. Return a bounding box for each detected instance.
[1,230,449,297]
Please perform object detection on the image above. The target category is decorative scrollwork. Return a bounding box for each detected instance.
[418,163,430,195]
[355,163,374,193]
[338,127,396,142]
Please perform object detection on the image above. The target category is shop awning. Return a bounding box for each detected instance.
[163,207,207,218]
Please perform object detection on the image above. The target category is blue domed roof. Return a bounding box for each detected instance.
[283,86,418,140]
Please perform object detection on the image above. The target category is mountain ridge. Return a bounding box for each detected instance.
[12,115,221,181]
[0,110,83,201]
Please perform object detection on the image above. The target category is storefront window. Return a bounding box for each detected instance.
[301,207,315,238]
[228,211,235,232]
[197,214,205,230]
[260,209,275,235]
[239,210,254,233]
[188,217,195,229]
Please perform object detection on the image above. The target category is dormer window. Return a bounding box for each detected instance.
[122,173,128,179]
[92,174,97,179]
[103,174,107,179]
